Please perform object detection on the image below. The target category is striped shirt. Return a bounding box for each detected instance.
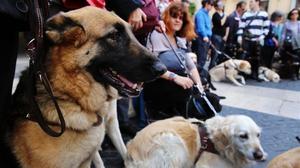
[237,10,270,41]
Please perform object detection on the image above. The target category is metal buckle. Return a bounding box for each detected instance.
[26,39,36,59]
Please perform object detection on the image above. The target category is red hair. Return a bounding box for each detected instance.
[162,2,197,41]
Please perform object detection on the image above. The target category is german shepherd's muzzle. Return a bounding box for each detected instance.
[84,22,165,97]
[46,9,166,97]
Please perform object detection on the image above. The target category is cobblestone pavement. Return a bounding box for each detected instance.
[100,106,300,168]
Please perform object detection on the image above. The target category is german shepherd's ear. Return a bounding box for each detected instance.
[45,12,87,47]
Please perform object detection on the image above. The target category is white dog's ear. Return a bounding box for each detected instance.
[239,62,247,70]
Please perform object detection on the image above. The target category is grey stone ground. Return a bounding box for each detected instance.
[100,106,300,168]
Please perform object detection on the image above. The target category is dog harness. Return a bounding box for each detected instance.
[193,122,219,164]
[18,111,103,129]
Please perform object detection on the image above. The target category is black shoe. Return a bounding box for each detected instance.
[119,123,139,137]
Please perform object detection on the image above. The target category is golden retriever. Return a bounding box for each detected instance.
[267,147,300,168]
[125,115,266,168]
[9,7,165,168]
[209,59,252,86]
[258,66,280,83]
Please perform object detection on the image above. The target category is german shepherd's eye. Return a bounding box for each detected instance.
[107,31,119,41]
[239,133,248,140]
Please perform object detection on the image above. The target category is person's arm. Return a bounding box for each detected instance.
[160,71,194,90]
[237,13,246,45]
[262,12,270,38]
[223,16,230,42]
[195,12,207,38]
[185,52,204,91]
[280,23,287,47]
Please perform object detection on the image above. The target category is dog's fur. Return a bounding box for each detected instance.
[125,115,266,168]
[9,7,165,168]
[258,66,280,83]
[267,147,300,168]
[209,59,252,86]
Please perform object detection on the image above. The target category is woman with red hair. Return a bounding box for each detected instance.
[144,2,202,121]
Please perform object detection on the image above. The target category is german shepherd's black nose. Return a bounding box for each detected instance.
[152,60,167,77]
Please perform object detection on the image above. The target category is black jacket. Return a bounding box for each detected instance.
[106,0,143,21]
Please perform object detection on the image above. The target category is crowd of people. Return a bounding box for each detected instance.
[124,0,300,136]
[1,0,300,166]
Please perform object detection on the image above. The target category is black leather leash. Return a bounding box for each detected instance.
[24,0,66,137]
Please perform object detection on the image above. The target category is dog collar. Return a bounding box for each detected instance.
[193,122,219,164]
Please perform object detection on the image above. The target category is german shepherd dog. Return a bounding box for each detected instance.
[9,7,165,168]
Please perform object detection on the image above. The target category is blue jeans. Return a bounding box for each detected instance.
[195,37,210,69]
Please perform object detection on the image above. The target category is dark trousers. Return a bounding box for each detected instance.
[117,98,129,125]
[210,35,224,69]
[195,37,210,69]
[0,16,20,167]
[261,45,276,68]
[145,101,187,121]
[243,40,261,78]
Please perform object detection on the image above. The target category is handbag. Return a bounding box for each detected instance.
[186,86,222,120]
[0,0,29,30]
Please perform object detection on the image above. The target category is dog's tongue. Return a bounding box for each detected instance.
[117,75,137,89]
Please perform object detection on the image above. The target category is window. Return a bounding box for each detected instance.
[260,0,269,11]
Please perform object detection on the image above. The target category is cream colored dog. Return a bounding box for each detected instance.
[125,115,266,168]
[209,59,252,86]
[267,147,300,168]
[258,66,280,83]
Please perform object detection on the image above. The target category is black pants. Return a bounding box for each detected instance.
[261,45,276,68]
[210,35,224,69]
[144,79,190,121]
[0,16,20,167]
[145,101,187,121]
[243,40,261,78]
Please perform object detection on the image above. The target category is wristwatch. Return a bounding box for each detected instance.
[168,72,177,81]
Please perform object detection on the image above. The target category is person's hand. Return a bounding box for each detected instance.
[155,20,166,32]
[195,83,204,92]
[258,35,265,46]
[223,35,228,42]
[128,8,147,31]
[237,36,243,46]
[173,76,194,89]
[203,37,210,43]
[273,38,279,48]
